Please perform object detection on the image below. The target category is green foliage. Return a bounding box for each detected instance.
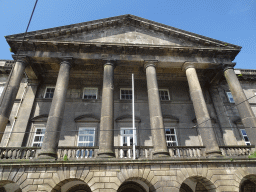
[238,74,243,77]
[224,44,228,46]
[9,48,12,52]
[248,152,256,159]
[230,158,233,162]
[63,154,68,161]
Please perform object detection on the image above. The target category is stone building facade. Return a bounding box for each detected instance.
[0,14,255,192]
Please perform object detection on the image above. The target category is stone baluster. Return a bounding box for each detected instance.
[223,64,256,146]
[145,61,169,157]
[0,55,28,142]
[98,61,115,158]
[183,63,221,157]
[38,58,72,159]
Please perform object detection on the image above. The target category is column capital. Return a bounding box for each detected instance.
[12,55,29,66]
[144,60,158,69]
[222,62,236,72]
[182,62,196,71]
[103,60,116,68]
[59,56,73,67]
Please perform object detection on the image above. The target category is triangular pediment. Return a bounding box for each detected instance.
[45,26,198,47]
[6,14,241,50]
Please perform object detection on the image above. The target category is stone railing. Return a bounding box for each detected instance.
[57,146,99,160]
[115,146,153,159]
[0,145,254,160]
[0,147,40,159]
[219,145,255,157]
[168,146,206,158]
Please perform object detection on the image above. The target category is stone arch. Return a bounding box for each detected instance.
[179,176,216,192]
[0,180,21,192]
[51,178,92,192]
[239,174,256,192]
[116,166,158,192]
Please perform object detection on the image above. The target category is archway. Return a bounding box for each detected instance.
[179,176,216,192]
[51,179,92,192]
[240,175,256,192]
[0,181,21,192]
[118,181,147,192]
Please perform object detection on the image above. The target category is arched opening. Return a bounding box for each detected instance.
[118,181,147,192]
[180,183,193,192]
[51,179,92,192]
[0,181,21,192]
[240,175,256,192]
[180,176,216,192]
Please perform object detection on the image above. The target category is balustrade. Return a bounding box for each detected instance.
[0,146,253,160]
[57,146,98,160]
[219,145,254,157]
[0,147,39,159]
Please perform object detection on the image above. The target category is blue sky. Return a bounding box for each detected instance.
[0,0,255,69]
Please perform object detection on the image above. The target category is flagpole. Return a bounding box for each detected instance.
[132,73,136,159]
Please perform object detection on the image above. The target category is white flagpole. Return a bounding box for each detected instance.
[132,73,136,159]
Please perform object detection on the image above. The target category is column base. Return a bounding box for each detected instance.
[37,152,57,160]
[205,150,223,158]
[153,151,170,158]
[97,152,115,158]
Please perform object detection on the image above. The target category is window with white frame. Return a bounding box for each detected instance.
[120,88,132,100]
[226,92,235,103]
[240,129,251,146]
[32,128,45,147]
[165,128,178,146]
[44,87,55,98]
[77,128,95,158]
[83,88,98,99]
[0,85,4,97]
[159,89,170,100]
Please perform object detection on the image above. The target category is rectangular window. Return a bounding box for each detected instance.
[77,128,95,158]
[44,87,55,98]
[0,85,4,97]
[120,128,137,158]
[159,89,170,100]
[120,88,132,100]
[83,88,98,99]
[32,128,45,147]
[240,129,251,146]
[165,128,178,146]
[226,92,235,103]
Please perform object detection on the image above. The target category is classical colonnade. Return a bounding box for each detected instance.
[0,56,255,159]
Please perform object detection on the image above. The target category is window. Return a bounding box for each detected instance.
[159,89,170,100]
[120,88,132,100]
[83,88,98,99]
[226,92,235,103]
[32,128,45,147]
[44,87,55,98]
[77,128,95,158]
[120,128,137,158]
[0,85,4,97]
[165,128,178,146]
[240,129,251,146]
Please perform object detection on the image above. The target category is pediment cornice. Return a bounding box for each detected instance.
[6,14,241,51]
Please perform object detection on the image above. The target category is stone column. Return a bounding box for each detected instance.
[145,61,169,157]
[98,61,115,158]
[0,57,28,142]
[38,59,72,159]
[184,63,221,156]
[224,65,256,146]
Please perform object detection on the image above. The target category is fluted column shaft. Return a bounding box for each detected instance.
[224,66,256,146]
[38,60,71,159]
[0,59,27,142]
[185,64,221,156]
[145,62,169,157]
[98,61,115,158]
